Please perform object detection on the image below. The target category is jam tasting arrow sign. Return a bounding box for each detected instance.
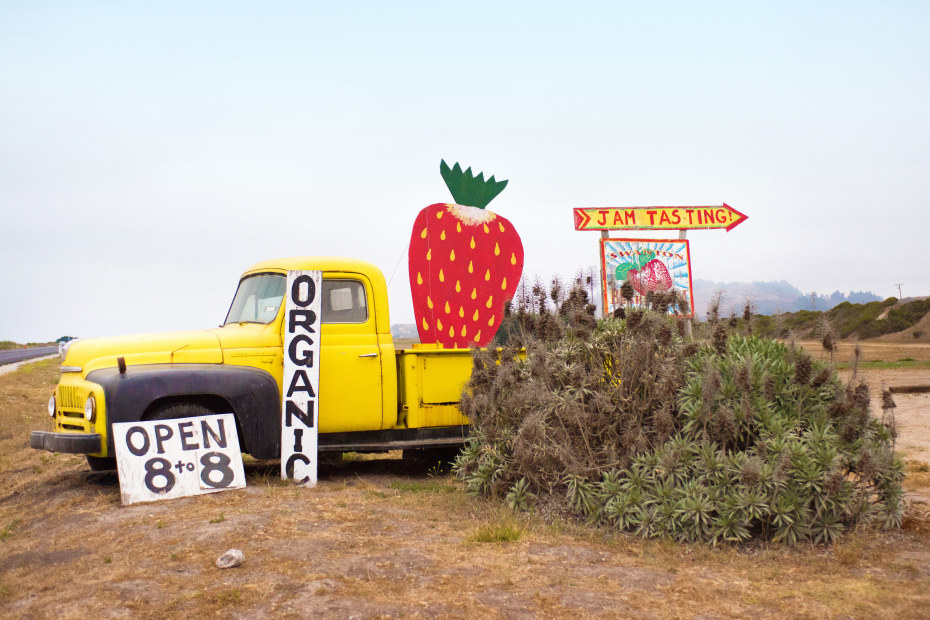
[573,204,747,232]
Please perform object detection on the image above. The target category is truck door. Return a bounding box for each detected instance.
[317,276,385,432]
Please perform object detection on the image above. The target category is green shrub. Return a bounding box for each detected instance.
[455,312,904,545]
[457,310,689,496]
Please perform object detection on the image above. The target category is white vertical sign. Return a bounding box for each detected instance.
[281,270,322,487]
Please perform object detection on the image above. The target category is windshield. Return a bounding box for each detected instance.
[224,273,286,325]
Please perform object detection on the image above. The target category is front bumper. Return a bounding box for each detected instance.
[30,431,102,454]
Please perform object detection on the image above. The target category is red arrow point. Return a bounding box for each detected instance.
[724,204,748,232]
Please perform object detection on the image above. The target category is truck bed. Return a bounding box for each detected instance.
[395,344,473,429]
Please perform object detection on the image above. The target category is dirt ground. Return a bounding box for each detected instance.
[2,348,930,619]
[796,340,930,464]
[797,340,930,507]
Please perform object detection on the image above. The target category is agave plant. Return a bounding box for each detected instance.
[505,478,536,512]
[455,299,905,545]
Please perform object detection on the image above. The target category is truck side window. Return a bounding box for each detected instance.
[322,280,368,324]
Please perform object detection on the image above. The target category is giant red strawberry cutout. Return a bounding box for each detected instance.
[408,160,524,348]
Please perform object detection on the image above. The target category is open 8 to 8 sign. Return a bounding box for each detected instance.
[281,270,322,487]
[112,413,246,505]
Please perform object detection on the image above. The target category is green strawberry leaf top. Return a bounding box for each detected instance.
[616,250,657,281]
[635,250,656,270]
[440,159,508,209]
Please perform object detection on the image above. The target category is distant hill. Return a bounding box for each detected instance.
[692,279,880,319]
[751,296,930,342]
[391,323,419,340]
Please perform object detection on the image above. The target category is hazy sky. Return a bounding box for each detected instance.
[2,1,928,342]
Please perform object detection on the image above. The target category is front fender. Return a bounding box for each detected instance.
[87,364,281,458]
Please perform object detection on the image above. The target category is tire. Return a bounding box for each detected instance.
[147,402,215,421]
[86,455,117,471]
[402,446,461,466]
[144,401,244,453]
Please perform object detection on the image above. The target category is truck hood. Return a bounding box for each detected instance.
[63,329,223,373]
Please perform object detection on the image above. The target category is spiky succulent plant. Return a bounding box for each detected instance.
[454,298,905,545]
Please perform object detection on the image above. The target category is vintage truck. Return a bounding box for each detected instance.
[31,257,475,471]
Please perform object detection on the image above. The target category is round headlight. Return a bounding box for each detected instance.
[84,395,96,422]
[48,396,56,418]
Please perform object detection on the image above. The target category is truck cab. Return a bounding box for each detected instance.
[217,257,398,434]
[32,257,472,470]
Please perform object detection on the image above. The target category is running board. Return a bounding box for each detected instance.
[317,425,469,452]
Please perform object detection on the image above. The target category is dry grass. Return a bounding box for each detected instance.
[904,461,930,496]
[1,357,930,618]
[796,339,930,364]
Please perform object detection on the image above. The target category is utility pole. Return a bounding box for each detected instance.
[895,283,903,299]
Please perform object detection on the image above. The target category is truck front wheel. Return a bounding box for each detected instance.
[147,401,215,420]
[86,455,116,471]
[145,401,247,454]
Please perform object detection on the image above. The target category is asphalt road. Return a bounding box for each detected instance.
[0,346,58,366]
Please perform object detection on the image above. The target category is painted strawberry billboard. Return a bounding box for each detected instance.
[600,238,694,317]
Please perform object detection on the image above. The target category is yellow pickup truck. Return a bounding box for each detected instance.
[31,257,474,471]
